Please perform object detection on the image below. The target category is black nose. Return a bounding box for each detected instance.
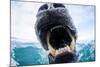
[38,3,65,12]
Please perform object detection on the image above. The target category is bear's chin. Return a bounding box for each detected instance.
[54,51,76,63]
[48,48,76,64]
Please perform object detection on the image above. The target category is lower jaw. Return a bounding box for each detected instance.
[54,52,76,63]
[46,26,76,63]
[48,46,76,63]
[49,48,76,63]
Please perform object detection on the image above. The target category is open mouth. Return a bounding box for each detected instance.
[47,25,75,56]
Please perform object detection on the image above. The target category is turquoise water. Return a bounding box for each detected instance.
[76,40,95,62]
[11,40,95,66]
[13,47,49,65]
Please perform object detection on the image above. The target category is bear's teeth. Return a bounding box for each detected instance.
[55,45,73,55]
[58,48,64,54]
[57,46,67,54]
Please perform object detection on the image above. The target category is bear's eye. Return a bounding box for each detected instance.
[53,3,65,8]
[38,4,48,11]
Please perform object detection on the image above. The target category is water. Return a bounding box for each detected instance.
[11,39,95,66]
[76,40,95,62]
[11,40,49,66]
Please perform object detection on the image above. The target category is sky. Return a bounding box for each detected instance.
[11,1,95,43]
